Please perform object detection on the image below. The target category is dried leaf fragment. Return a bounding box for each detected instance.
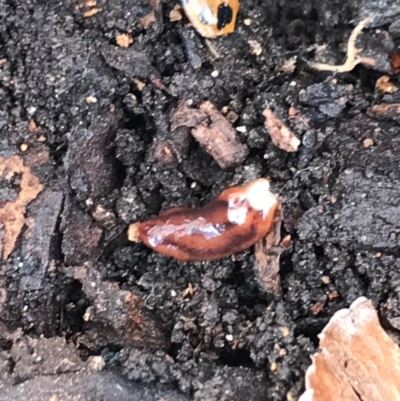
[263,108,300,152]
[299,297,400,401]
[0,155,44,260]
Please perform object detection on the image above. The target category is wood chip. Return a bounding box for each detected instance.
[83,7,101,17]
[171,100,247,169]
[171,100,208,131]
[263,108,300,152]
[299,297,400,401]
[127,222,140,242]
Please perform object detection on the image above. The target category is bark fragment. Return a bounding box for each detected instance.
[171,100,247,169]
[300,297,400,401]
[0,155,44,260]
[263,108,300,152]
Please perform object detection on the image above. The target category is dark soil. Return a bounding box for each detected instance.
[1,0,400,400]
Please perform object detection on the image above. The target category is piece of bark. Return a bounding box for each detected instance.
[20,189,63,290]
[299,297,400,401]
[187,101,247,168]
[254,202,283,293]
[170,100,208,131]
[171,100,248,168]
[367,103,400,123]
[0,155,44,260]
[263,108,300,152]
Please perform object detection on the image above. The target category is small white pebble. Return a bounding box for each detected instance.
[171,290,177,297]
[190,181,197,189]
[211,70,219,77]
[86,95,97,104]
[225,334,234,341]
[244,18,251,26]
[236,126,247,133]
[27,106,37,115]
[289,81,297,86]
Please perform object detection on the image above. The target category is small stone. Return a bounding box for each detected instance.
[19,143,28,152]
[363,138,374,148]
[86,95,97,104]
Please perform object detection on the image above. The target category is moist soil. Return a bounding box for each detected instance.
[1,0,400,400]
